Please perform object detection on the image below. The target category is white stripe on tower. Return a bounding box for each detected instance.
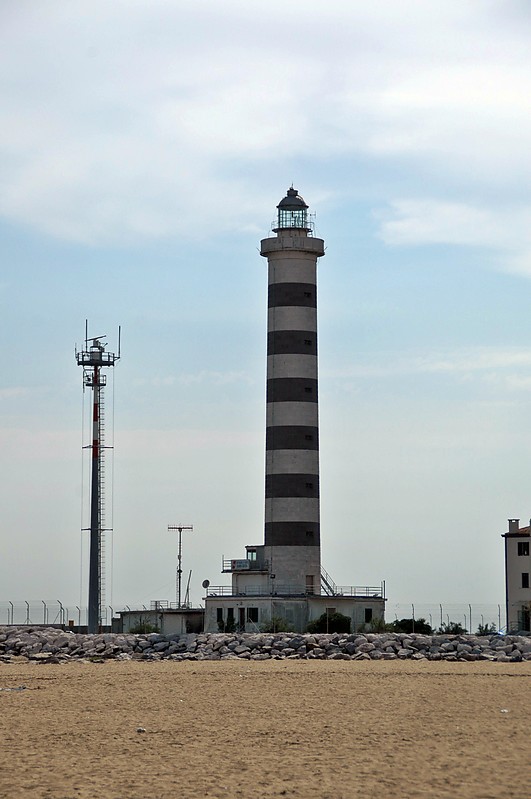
[260,188,325,591]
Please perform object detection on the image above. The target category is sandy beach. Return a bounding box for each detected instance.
[0,659,530,799]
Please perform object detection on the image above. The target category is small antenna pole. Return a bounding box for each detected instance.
[168,524,193,608]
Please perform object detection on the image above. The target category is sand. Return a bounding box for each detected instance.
[0,660,530,799]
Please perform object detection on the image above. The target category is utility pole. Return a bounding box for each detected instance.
[168,525,193,608]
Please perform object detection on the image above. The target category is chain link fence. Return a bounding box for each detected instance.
[0,600,507,634]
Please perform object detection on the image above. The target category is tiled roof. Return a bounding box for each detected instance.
[503,525,531,536]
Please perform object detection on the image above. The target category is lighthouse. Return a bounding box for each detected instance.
[203,188,386,634]
[260,188,325,593]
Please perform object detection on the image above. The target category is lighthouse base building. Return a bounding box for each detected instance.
[203,553,386,634]
[204,189,385,634]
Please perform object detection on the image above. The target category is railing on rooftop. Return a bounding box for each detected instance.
[206,583,386,599]
[333,585,385,598]
[271,215,316,235]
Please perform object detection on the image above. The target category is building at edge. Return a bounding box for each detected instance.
[503,519,531,632]
[203,188,386,634]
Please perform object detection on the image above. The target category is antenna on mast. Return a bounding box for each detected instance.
[167,524,193,608]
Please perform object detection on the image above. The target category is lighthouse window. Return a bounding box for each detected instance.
[304,291,312,298]
[304,387,312,393]
[304,339,312,346]
[305,482,313,489]
[518,541,529,556]
[305,434,313,441]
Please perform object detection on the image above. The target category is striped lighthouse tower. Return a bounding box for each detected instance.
[261,188,325,594]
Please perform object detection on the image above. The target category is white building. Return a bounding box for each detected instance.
[503,519,531,632]
[204,188,386,634]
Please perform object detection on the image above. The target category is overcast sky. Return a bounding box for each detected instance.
[2,1,531,617]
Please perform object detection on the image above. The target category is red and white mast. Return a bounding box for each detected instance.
[76,323,120,633]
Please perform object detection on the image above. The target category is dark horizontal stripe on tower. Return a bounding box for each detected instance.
[265,473,319,498]
[268,283,316,308]
[267,330,317,356]
[266,425,319,451]
[267,378,318,403]
[265,521,320,547]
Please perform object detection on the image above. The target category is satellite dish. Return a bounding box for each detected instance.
[202,579,210,589]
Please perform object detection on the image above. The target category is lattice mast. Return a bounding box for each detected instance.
[76,322,120,633]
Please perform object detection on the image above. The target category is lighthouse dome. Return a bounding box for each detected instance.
[277,187,308,210]
[276,187,309,230]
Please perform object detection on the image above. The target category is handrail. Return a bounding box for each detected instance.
[206,584,385,598]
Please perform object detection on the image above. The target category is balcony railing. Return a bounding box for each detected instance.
[206,583,386,599]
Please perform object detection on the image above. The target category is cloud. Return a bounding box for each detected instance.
[326,347,531,388]
[0,387,30,400]
[378,200,531,250]
[130,370,255,388]
[364,64,531,176]
[178,370,255,387]
[0,2,530,245]
[377,199,531,275]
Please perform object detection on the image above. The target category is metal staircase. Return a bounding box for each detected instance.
[321,566,338,596]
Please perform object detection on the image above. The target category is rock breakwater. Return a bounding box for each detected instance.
[1,627,531,663]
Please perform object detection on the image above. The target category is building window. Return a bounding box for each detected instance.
[365,608,373,623]
[247,549,257,561]
[227,607,235,624]
[306,575,315,594]
[216,608,223,624]
[518,541,530,556]
[522,573,530,589]
[247,608,259,624]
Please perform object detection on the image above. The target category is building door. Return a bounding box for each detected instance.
[238,607,245,632]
